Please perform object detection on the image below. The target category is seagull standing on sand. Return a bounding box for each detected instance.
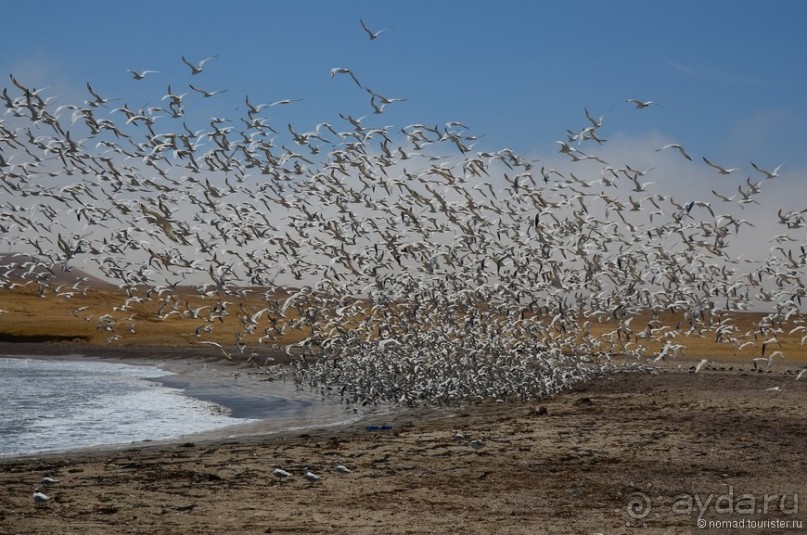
[304,469,322,484]
[468,439,485,451]
[695,359,710,373]
[273,467,291,484]
[41,476,60,486]
[334,464,353,474]
[33,488,50,505]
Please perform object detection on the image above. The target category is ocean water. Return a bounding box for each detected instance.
[0,356,343,457]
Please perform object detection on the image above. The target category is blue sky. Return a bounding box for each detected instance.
[3,0,805,171]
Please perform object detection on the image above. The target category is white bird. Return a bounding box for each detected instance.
[128,69,159,80]
[304,470,322,484]
[330,67,362,88]
[334,464,353,474]
[694,359,709,373]
[703,157,743,175]
[273,467,292,484]
[269,98,303,107]
[360,18,390,40]
[41,476,60,486]
[181,55,217,75]
[198,340,232,360]
[33,488,50,505]
[189,84,228,98]
[764,385,782,393]
[750,161,783,179]
[655,143,692,161]
[796,368,807,381]
[626,99,654,109]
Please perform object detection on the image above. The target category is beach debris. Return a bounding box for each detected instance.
[366,425,393,432]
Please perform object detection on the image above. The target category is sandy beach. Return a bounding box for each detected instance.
[1,344,805,534]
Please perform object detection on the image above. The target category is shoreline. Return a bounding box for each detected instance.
[0,348,376,461]
[1,365,804,534]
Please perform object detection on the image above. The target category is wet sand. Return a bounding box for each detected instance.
[0,345,805,534]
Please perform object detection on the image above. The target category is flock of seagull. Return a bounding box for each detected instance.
[1,19,806,409]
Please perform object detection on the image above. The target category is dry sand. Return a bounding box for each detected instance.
[1,344,805,534]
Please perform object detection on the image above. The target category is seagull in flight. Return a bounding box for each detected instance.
[189,84,229,98]
[703,156,743,175]
[655,143,692,161]
[626,99,655,109]
[181,55,217,75]
[330,67,363,88]
[360,18,390,40]
[751,161,783,179]
[128,69,159,80]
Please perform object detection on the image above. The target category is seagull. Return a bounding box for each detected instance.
[189,84,229,98]
[626,99,655,109]
[694,359,710,373]
[33,488,50,505]
[750,161,783,179]
[764,385,782,393]
[655,143,692,161]
[703,157,743,175]
[181,55,217,75]
[269,98,303,107]
[198,340,232,359]
[272,467,292,484]
[360,18,390,40]
[128,69,159,80]
[334,464,353,474]
[330,67,362,88]
[796,368,807,381]
[468,439,485,451]
[41,476,60,486]
[303,469,322,484]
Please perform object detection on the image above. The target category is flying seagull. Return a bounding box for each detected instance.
[189,84,228,98]
[181,55,217,75]
[330,67,363,88]
[750,161,783,179]
[655,143,693,161]
[360,18,390,40]
[626,99,655,109]
[703,156,743,175]
[128,69,159,80]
